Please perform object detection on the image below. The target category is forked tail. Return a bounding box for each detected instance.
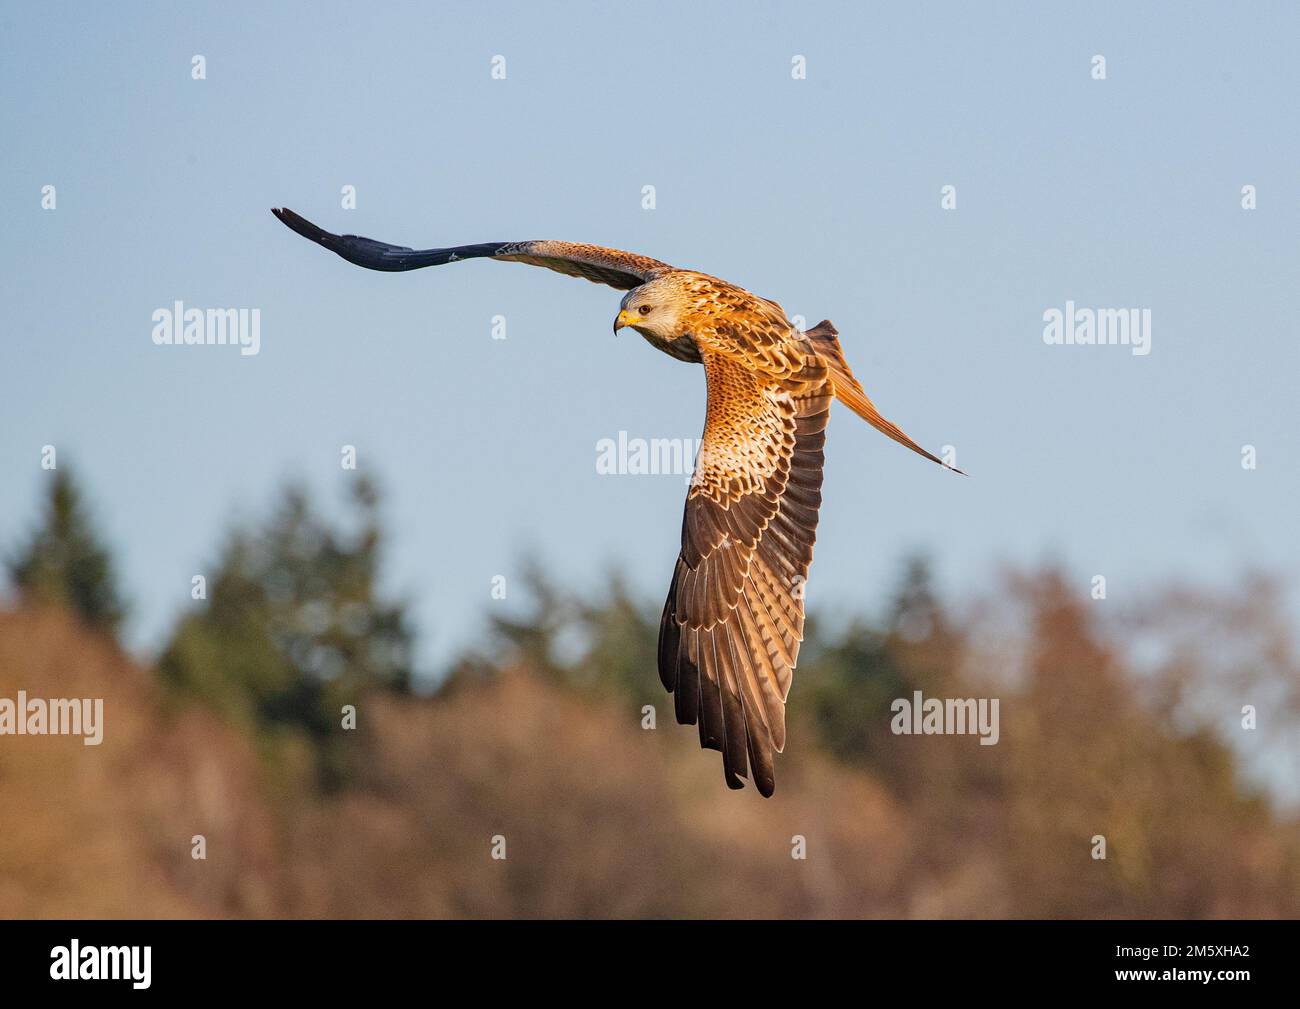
[804,320,964,474]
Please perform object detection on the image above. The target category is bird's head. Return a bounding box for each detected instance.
[613,275,694,341]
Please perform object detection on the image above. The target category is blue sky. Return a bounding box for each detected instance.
[2,1,1298,675]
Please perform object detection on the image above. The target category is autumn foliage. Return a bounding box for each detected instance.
[1,475,1297,918]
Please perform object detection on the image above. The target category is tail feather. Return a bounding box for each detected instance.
[804,320,964,474]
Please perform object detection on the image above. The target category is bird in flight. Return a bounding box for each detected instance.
[272,208,960,797]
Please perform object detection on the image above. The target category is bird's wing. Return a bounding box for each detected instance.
[658,346,831,797]
[271,208,671,290]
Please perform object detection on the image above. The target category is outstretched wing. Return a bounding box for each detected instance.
[658,346,831,797]
[271,208,671,290]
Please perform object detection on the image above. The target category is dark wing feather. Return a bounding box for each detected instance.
[271,208,670,290]
[658,346,830,797]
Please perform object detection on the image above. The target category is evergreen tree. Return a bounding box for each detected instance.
[8,468,126,635]
[474,562,659,705]
[158,477,414,787]
[799,554,954,785]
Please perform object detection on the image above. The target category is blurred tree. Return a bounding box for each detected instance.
[996,568,1293,917]
[481,558,575,682]
[799,555,955,788]
[887,554,948,645]
[570,570,659,700]
[7,468,126,636]
[158,477,413,787]
[476,561,658,705]
[799,618,907,773]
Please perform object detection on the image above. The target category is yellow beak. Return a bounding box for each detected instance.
[613,308,635,334]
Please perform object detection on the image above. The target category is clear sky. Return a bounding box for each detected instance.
[3,1,1298,673]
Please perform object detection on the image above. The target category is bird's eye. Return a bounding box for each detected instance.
[638,304,652,316]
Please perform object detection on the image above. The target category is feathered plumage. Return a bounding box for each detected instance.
[272,207,960,796]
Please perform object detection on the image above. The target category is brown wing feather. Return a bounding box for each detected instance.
[658,339,830,797]
[494,241,672,290]
[271,208,671,291]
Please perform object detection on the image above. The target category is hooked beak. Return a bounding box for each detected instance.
[613,308,634,335]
